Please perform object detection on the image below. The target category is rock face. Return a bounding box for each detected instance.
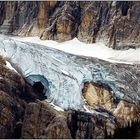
[0,1,140,49]
[0,55,6,65]
[0,56,46,138]
[40,2,81,41]
[82,82,139,128]
[82,82,114,111]
[22,100,117,139]
[0,91,25,138]
[22,101,71,139]
[113,100,139,128]
[0,57,25,138]
[67,110,117,138]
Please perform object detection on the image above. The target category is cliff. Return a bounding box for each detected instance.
[0,1,140,49]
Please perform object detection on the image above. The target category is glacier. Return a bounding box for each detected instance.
[0,34,140,110]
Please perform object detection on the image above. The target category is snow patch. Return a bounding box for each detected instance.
[6,61,18,72]
[49,102,64,111]
[0,76,3,80]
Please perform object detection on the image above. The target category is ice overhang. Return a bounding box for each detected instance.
[25,74,50,94]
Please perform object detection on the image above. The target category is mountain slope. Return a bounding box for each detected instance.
[0,1,140,49]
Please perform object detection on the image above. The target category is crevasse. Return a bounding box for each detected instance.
[0,35,139,110]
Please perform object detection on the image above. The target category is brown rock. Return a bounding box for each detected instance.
[0,91,25,138]
[22,100,118,139]
[0,56,6,65]
[41,2,80,41]
[82,82,114,111]
[113,100,139,128]
[82,81,139,129]
[22,100,71,139]
[0,61,28,138]
[67,110,116,138]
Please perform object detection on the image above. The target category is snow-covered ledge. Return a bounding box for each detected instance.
[11,35,140,65]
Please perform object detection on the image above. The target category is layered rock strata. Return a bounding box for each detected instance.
[0,1,140,49]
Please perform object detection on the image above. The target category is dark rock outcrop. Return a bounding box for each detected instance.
[0,1,140,49]
[22,100,117,139]
[0,60,26,138]
[67,110,115,139]
[22,100,71,139]
[40,1,81,41]
[0,56,46,138]
[0,91,25,138]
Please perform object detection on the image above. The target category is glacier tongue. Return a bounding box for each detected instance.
[0,35,140,110]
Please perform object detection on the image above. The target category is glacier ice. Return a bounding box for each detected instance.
[0,34,140,110]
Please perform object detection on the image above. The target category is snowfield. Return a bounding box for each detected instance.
[12,36,140,65]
